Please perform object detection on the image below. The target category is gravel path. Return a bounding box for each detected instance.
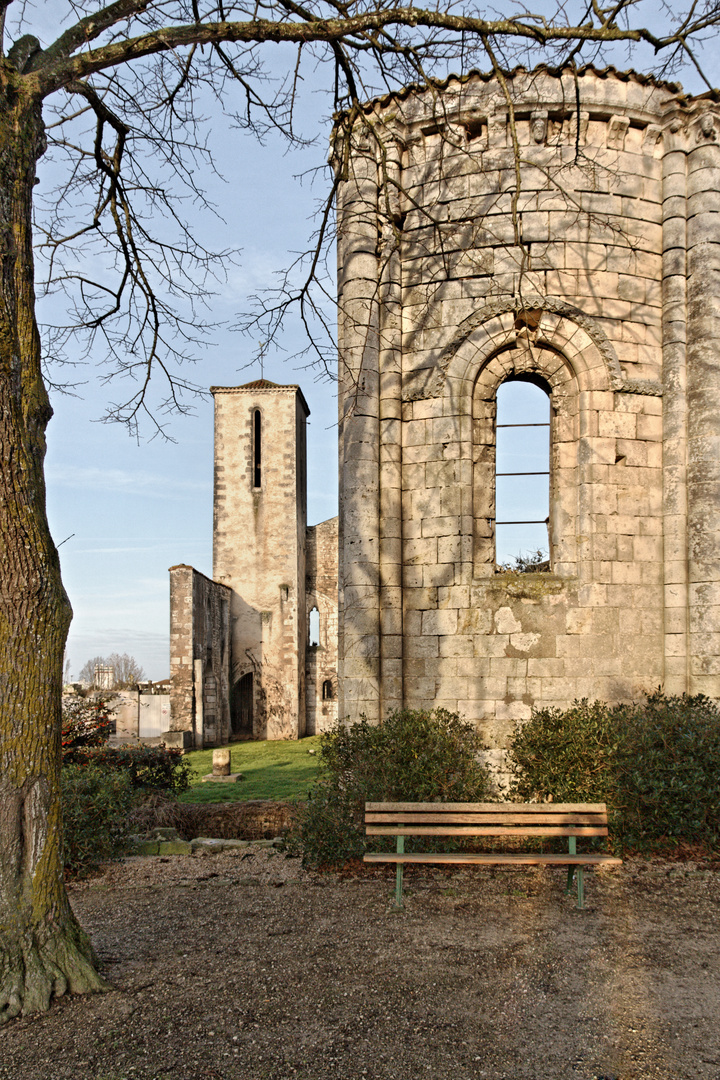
[1,849,718,1080]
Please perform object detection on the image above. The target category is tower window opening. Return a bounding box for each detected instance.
[253,409,262,488]
[322,679,334,700]
[309,606,320,646]
[495,379,551,569]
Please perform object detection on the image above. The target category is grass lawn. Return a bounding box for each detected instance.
[179,736,323,803]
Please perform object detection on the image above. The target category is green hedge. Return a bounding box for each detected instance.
[297,708,493,867]
[72,744,192,795]
[508,691,720,852]
[62,764,137,874]
[61,746,191,874]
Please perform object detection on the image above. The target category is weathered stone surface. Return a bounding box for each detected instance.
[169,565,231,748]
[200,772,244,783]
[306,516,339,734]
[157,840,193,856]
[190,838,252,853]
[212,748,231,776]
[332,68,720,751]
[132,841,160,856]
[169,381,339,742]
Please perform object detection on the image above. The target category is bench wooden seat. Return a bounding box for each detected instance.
[363,802,622,908]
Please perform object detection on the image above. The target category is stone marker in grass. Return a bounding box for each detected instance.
[202,747,243,783]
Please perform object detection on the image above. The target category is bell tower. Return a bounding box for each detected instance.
[212,380,309,739]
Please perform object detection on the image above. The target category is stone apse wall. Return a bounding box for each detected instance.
[336,65,720,761]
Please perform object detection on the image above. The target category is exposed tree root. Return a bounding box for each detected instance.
[0,924,109,1023]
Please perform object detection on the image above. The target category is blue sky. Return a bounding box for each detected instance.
[32,9,719,680]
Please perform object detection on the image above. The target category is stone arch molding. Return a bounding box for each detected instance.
[404,296,625,403]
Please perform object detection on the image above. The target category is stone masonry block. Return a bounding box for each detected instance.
[422,609,458,636]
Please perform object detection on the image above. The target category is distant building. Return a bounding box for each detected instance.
[94,664,115,691]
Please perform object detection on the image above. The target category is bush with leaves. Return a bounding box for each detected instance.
[508,690,720,853]
[73,744,192,796]
[497,549,550,573]
[61,764,137,875]
[297,708,493,868]
[61,697,113,761]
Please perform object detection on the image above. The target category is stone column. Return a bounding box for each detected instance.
[684,104,720,696]
[377,129,404,720]
[336,122,382,721]
[193,658,205,749]
[661,109,690,693]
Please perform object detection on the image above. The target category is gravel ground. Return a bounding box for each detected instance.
[1,849,718,1080]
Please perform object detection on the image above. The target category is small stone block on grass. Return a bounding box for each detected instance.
[191,838,251,853]
[201,772,244,783]
[133,840,160,855]
[213,748,232,776]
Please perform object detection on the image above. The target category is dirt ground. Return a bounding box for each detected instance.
[1,848,718,1080]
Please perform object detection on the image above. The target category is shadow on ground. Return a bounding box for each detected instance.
[1,850,718,1080]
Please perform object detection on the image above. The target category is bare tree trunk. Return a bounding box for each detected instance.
[0,69,106,1021]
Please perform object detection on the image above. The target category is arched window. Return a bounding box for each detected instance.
[252,409,262,488]
[308,606,320,646]
[322,679,334,700]
[495,378,550,567]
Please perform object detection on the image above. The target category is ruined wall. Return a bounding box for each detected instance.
[212,382,309,739]
[169,564,231,747]
[336,66,720,757]
[306,516,339,733]
[111,692,172,740]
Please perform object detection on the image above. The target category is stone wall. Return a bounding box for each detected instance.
[169,564,231,747]
[335,66,720,758]
[306,516,339,733]
[111,692,171,739]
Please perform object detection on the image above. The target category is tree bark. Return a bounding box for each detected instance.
[0,66,106,1022]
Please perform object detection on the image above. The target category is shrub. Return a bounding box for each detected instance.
[61,697,113,761]
[508,690,720,853]
[74,744,192,795]
[297,708,493,867]
[62,764,137,874]
[508,698,619,806]
[497,549,550,573]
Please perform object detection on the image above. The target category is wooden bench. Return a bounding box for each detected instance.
[364,802,622,909]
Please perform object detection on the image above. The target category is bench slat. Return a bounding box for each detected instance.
[363,852,622,866]
[366,825,608,837]
[365,812,607,825]
[365,802,608,813]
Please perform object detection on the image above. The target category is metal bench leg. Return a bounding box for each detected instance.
[395,835,404,909]
[576,866,585,909]
[565,865,575,895]
[565,836,576,896]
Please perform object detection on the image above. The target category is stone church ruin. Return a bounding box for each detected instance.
[169,382,339,745]
[168,65,720,768]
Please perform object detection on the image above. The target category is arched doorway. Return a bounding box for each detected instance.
[231,672,254,736]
